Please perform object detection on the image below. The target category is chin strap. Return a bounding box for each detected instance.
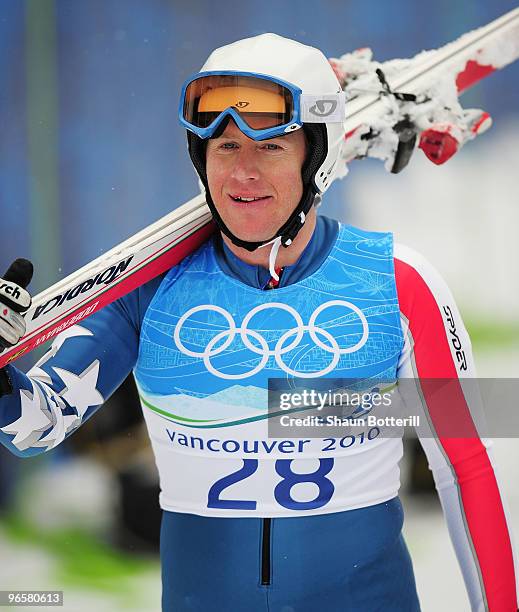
[258,236,283,281]
[257,211,306,281]
[201,178,313,255]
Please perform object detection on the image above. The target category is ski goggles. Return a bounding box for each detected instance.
[179,71,346,141]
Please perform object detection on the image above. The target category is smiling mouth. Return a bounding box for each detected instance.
[229,195,271,203]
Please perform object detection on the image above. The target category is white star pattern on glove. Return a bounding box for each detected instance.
[1,384,53,451]
[30,325,94,384]
[53,361,104,419]
[1,325,104,452]
[30,378,77,450]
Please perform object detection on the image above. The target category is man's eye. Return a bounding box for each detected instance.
[220,142,237,149]
[264,143,281,151]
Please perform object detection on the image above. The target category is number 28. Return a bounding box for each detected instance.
[207,459,334,511]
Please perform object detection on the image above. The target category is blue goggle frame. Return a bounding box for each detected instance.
[178,70,304,141]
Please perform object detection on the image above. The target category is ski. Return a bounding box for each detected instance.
[0,194,213,368]
[334,6,519,170]
[1,6,518,368]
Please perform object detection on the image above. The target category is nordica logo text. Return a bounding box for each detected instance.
[32,256,133,321]
[443,305,467,371]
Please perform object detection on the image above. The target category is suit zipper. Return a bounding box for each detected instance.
[261,518,272,585]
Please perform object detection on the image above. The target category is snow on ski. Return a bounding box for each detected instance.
[335,6,519,171]
[1,6,518,368]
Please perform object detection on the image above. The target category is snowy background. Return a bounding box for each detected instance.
[1,0,518,610]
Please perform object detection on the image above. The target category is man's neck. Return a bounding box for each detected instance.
[221,207,317,270]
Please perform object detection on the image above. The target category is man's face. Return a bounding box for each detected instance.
[206,119,306,243]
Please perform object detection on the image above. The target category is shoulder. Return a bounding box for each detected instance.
[337,219,392,243]
[333,220,394,261]
[393,244,463,341]
[393,243,453,299]
[394,243,442,278]
[160,235,217,286]
[116,235,215,329]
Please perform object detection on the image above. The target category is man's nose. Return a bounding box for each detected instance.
[230,148,260,182]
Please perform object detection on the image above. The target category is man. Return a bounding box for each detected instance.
[0,34,517,612]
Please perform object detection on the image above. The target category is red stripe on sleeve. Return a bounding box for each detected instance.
[395,257,516,611]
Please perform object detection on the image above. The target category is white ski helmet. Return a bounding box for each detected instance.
[182,33,345,253]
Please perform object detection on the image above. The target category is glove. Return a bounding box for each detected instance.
[0,259,33,396]
[0,259,33,350]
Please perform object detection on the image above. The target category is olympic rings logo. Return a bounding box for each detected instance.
[173,301,369,380]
